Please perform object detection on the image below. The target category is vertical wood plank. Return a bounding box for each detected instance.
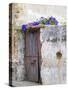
[24,29,41,82]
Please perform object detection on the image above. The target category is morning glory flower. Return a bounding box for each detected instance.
[22,24,27,31]
[40,17,45,20]
[48,16,58,25]
[45,20,50,25]
[21,16,59,32]
[29,21,40,26]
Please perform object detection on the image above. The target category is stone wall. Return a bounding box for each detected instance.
[11,4,25,81]
[40,25,66,84]
[12,31,25,81]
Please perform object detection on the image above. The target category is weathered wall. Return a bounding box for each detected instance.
[11,4,25,81]
[11,3,66,84]
[40,25,66,84]
[11,25,66,84]
[12,31,25,81]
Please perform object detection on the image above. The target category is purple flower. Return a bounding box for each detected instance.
[49,16,54,20]
[29,21,39,26]
[21,16,59,32]
[40,17,45,20]
[49,16,58,25]
[22,24,27,31]
[45,20,50,25]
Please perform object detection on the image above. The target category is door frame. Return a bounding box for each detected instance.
[24,29,41,83]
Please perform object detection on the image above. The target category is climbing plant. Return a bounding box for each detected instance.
[22,16,59,32]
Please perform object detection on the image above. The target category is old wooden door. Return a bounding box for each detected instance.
[24,29,41,82]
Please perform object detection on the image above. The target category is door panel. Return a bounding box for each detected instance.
[25,56,38,81]
[25,32,38,56]
[24,30,41,82]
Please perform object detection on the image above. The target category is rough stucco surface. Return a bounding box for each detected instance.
[16,31,25,81]
[40,26,66,84]
[11,4,25,81]
[12,31,25,81]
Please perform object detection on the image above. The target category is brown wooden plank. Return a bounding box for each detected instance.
[24,56,38,82]
[25,32,39,57]
[37,30,41,57]
[24,29,41,82]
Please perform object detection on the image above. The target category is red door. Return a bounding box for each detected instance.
[24,30,41,82]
